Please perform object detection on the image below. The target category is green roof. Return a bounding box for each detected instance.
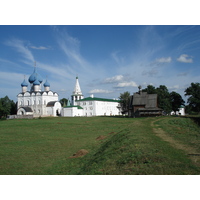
[76,97,120,103]
[64,105,83,109]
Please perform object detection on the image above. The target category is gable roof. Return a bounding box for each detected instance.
[76,97,120,103]
[19,107,33,112]
[132,92,158,108]
[46,101,57,107]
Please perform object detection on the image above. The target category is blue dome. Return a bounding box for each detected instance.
[33,78,40,85]
[28,68,43,83]
[21,79,28,87]
[44,79,50,87]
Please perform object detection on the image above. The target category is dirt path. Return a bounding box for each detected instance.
[151,118,200,167]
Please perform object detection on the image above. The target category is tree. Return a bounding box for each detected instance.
[60,98,68,107]
[185,82,200,113]
[119,91,131,113]
[170,91,185,113]
[0,96,16,118]
[142,85,157,94]
[156,85,172,114]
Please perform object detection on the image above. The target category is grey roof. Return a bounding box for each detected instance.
[20,107,33,112]
[132,92,157,108]
[46,101,57,107]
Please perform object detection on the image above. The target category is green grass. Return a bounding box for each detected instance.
[0,116,199,175]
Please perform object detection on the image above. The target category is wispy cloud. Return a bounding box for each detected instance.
[115,81,137,88]
[56,31,88,70]
[89,89,113,94]
[5,38,34,62]
[29,46,51,50]
[177,54,193,63]
[103,75,124,84]
[156,57,172,63]
[177,72,188,76]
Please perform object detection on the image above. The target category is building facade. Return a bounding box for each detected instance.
[17,67,61,117]
[128,91,163,117]
[61,77,121,117]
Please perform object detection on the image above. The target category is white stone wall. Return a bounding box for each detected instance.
[76,100,121,116]
[61,107,83,117]
[17,91,60,116]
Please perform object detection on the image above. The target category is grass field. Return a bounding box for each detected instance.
[0,116,199,175]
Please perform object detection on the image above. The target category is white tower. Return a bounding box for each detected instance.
[71,76,84,105]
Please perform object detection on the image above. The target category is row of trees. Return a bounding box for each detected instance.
[0,96,17,118]
[119,82,200,115]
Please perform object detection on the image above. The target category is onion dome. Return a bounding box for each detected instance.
[43,79,50,87]
[29,67,43,83]
[33,78,40,85]
[21,79,28,87]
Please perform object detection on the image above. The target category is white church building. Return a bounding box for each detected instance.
[61,77,121,117]
[17,67,61,117]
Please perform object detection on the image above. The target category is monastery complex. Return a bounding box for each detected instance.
[17,67,121,117]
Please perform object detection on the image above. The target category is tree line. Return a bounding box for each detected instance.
[119,82,200,115]
[0,96,17,118]
[1,82,199,118]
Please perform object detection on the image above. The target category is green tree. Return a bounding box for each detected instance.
[0,96,16,117]
[119,91,131,113]
[60,98,68,107]
[142,85,157,94]
[170,91,185,113]
[185,82,200,113]
[156,85,172,114]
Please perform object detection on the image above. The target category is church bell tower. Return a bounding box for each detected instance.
[71,76,84,105]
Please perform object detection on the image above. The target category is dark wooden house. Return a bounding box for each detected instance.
[128,91,162,117]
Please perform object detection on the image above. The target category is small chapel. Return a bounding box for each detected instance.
[17,66,61,117]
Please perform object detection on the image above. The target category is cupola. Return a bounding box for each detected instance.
[43,79,50,92]
[33,76,40,92]
[21,79,28,93]
[28,67,43,84]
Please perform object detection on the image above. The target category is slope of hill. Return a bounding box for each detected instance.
[0,116,199,175]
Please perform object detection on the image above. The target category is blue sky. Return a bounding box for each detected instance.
[1,25,200,102]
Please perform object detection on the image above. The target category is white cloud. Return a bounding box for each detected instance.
[29,46,50,50]
[5,38,34,62]
[177,72,188,76]
[116,81,137,88]
[111,51,124,65]
[103,75,124,83]
[56,31,88,69]
[168,85,180,90]
[89,89,113,94]
[156,57,172,63]
[177,54,193,63]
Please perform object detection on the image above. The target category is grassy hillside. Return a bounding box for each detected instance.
[0,116,199,175]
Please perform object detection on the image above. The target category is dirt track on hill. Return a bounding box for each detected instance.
[151,118,200,167]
